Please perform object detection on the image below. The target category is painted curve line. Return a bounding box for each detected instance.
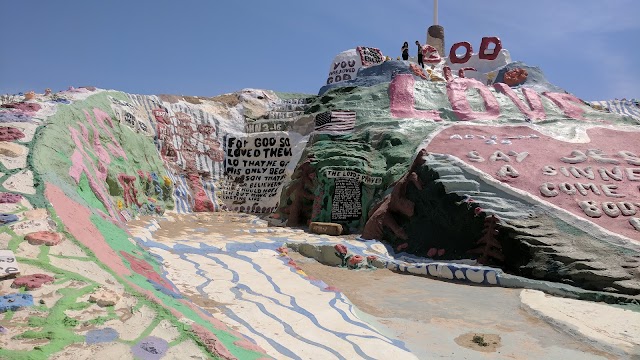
[172,251,264,352]
[141,237,331,359]
[135,221,412,359]
[174,245,312,359]
[133,235,289,356]
[274,255,409,349]
[180,244,346,359]
[204,242,392,355]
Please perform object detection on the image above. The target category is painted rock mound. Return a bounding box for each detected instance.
[277,41,640,295]
[0,36,639,360]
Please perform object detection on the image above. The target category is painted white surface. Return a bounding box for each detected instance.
[521,289,640,356]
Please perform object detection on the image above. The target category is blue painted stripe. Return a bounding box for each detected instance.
[178,174,193,213]
[596,100,640,121]
[182,249,309,359]
[201,178,219,211]
[166,171,191,213]
[172,241,389,357]
[210,247,376,357]
[131,234,293,358]
[170,173,188,213]
[202,252,347,359]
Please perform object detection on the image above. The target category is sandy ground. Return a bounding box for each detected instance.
[289,252,624,360]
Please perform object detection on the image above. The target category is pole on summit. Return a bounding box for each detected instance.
[433,0,438,25]
[427,0,445,58]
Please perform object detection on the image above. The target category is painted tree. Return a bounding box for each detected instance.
[469,215,504,265]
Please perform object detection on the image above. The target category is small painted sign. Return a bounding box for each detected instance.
[0,250,20,278]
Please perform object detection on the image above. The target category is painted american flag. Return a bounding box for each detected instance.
[314,110,356,133]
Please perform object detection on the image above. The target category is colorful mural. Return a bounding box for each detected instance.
[1,34,639,359]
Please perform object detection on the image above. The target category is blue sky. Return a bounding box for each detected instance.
[1,0,638,100]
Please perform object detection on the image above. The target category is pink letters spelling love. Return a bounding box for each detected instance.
[389,74,586,122]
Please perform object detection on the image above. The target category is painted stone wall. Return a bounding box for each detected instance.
[280,46,640,293]
[299,39,638,237]
[14,86,319,359]
[0,88,270,359]
[32,89,316,216]
[282,56,636,229]
[33,91,174,221]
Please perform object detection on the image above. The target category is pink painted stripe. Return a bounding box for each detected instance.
[44,183,130,276]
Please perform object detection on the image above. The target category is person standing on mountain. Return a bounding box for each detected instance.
[415,41,424,68]
[401,42,409,61]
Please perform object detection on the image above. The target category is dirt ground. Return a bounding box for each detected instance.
[290,252,615,360]
[135,213,260,239]
[454,333,502,353]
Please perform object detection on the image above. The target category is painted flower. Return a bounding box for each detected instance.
[162,176,172,187]
[366,255,377,262]
[116,199,124,210]
[348,255,364,266]
[12,274,54,290]
[334,244,348,255]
